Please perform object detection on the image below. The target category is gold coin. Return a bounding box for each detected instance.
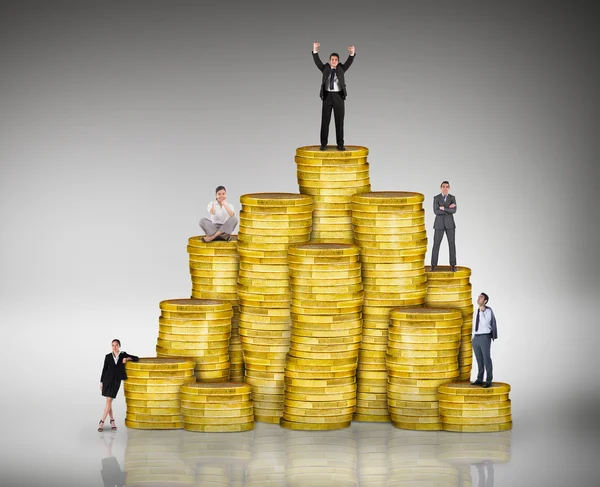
[279,418,351,431]
[126,412,184,423]
[440,407,512,418]
[124,419,183,430]
[425,265,472,277]
[241,192,313,207]
[282,412,354,424]
[288,350,359,360]
[353,413,390,423]
[352,191,424,204]
[159,299,231,312]
[183,422,254,432]
[182,408,254,419]
[438,382,511,395]
[441,422,512,433]
[439,400,511,411]
[296,160,368,171]
[284,377,355,388]
[438,392,510,404]
[285,370,355,380]
[289,334,361,346]
[296,145,369,157]
[390,420,441,431]
[239,209,313,220]
[125,399,181,408]
[125,358,195,371]
[298,176,371,188]
[284,390,357,402]
[288,242,360,256]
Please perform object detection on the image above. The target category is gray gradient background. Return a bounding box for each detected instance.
[1,1,598,485]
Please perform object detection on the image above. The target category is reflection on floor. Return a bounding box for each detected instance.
[100,422,511,486]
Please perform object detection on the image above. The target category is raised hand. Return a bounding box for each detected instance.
[210,203,216,215]
[313,42,320,52]
[348,45,355,55]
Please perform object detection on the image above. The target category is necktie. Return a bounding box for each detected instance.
[475,310,480,332]
[330,69,335,90]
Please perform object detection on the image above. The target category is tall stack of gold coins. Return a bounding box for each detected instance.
[438,382,512,432]
[123,430,194,485]
[351,192,428,422]
[124,358,195,430]
[156,299,232,382]
[280,243,362,431]
[425,266,474,380]
[386,308,462,430]
[180,382,254,432]
[187,236,244,382]
[387,429,459,487]
[237,193,313,423]
[355,423,390,486]
[245,424,286,486]
[295,145,371,243]
[284,429,358,486]
[182,431,252,487]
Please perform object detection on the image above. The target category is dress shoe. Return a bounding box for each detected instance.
[451,266,456,272]
[483,382,493,388]
[430,266,436,272]
[470,381,484,386]
[319,145,326,151]
[336,145,346,151]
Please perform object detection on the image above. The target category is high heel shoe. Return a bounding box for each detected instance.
[110,419,117,431]
[98,420,104,432]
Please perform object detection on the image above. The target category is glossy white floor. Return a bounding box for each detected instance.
[2,394,596,487]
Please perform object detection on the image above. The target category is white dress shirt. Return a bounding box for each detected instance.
[207,201,235,224]
[326,69,341,92]
[473,307,493,335]
[112,352,120,364]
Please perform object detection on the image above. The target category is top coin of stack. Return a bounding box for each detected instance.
[425,265,474,381]
[351,192,428,422]
[156,299,232,382]
[187,236,244,382]
[295,145,371,243]
[237,193,313,423]
[438,382,512,433]
[124,358,195,430]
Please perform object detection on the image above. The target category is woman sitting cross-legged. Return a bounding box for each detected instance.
[199,185,238,242]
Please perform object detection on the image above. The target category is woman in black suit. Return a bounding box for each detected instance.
[99,339,139,431]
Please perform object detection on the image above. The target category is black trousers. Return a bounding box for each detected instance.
[320,91,345,147]
[431,228,456,267]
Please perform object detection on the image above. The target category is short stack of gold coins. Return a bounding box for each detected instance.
[123,430,194,485]
[245,423,286,486]
[182,431,253,486]
[280,243,362,431]
[295,145,371,243]
[124,358,195,429]
[438,382,513,432]
[425,265,474,381]
[284,429,358,487]
[387,429,459,487]
[355,422,390,486]
[156,299,232,382]
[386,308,463,430]
[351,191,428,422]
[237,193,313,423]
[187,236,244,382]
[180,382,254,432]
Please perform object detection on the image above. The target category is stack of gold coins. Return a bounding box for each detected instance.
[280,243,362,431]
[355,422,390,486]
[351,192,428,422]
[245,423,286,486]
[237,193,313,423]
[180,382,254,432]
[284,429,358,487]
[295,145,371,243]
[386,308,463,431]
[123,430,194,485]
[182,431,252,486]
[438,382,512,432]
[156,299,232,382]
[387,429,459,487]
[187,236,244,382]
[124,358,195,430]
[425,265,474,380]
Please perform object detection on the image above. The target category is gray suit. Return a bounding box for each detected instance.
[431,193,457,267]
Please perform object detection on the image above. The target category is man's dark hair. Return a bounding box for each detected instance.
[215,185,226,194]
[329,53,340,60]
[480,293,489,304]
[441,181,450,187]
[112,339,121,346]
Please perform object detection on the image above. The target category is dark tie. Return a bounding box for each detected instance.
[329,69,335,90]
[475,310,480,332]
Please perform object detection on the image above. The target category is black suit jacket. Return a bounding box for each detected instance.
[433,193,457,230]
[312,51,355,100]
[100,352,139,383]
